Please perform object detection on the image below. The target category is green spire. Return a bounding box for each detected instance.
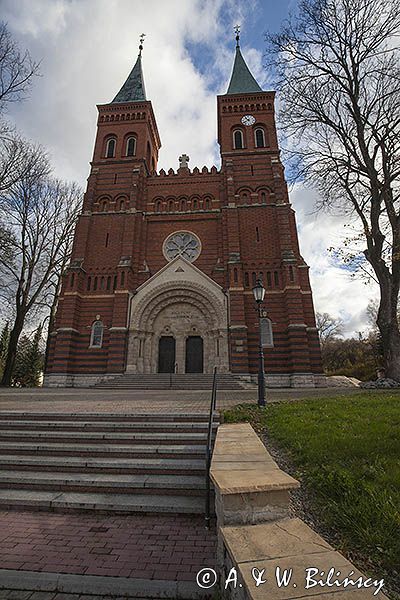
[112,34,147,103]
[226,27,262,95]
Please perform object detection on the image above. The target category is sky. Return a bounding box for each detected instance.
[1,0,379,336]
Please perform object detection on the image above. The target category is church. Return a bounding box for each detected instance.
[44,34,324,388]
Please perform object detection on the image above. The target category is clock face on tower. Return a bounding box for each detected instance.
[241,114,256,126]
[163,231,201,262]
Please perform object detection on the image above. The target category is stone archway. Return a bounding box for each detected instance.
[126,257,229,374]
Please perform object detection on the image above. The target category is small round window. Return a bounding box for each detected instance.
[163,231,201,262]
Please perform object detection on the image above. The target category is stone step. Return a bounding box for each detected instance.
[0,570,211,599]
[0,420,217,433]
[0,441,205,459]
[0,430,210,445]
[93,373,247,390]
[0,488,206,513]
[0,411,217,516]
[97,384,241,390]
[0,470,208,496]
[0,455,205,475]
[0,411,215,423]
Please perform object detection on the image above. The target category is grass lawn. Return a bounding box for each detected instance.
[223,392,400,597]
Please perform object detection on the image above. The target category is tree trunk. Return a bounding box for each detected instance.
[376,281,400,381]
[0,315,25,386]
[44,309,56,374]
[384,331,400,380]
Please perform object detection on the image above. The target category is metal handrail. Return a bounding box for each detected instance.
[169,362,178,389]
[205,366,217,529]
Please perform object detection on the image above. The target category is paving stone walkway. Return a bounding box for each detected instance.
[0,387,361,414]
[0,511,216,581]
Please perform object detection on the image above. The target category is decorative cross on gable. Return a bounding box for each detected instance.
[179,154,190,168]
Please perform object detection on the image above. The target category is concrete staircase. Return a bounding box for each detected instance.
[93,373,252,389]
[0,411,218,514]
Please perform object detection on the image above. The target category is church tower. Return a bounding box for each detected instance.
[217,30,322,383]
[45,33,323,388]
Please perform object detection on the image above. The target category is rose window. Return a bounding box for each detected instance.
[163,231,201,262]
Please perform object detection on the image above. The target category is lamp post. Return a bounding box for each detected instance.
[252,278,266,407]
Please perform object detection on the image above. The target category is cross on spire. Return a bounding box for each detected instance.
[112,35,147,103]
[139,33,146,56]
[234,24,240,47]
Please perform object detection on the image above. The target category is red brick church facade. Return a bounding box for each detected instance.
[45,38,324,387]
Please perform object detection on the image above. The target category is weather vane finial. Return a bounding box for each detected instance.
[234,24,240,47]
[139,33,146,56]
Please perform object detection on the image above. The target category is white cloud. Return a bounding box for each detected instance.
[2,0,241,180]
[1,0,378,334]
[290,185,379,337]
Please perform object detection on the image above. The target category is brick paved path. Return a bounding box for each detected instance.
[0,387,361,414]
[0,511,216,581]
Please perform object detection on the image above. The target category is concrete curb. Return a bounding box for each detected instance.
[0,569,207,599]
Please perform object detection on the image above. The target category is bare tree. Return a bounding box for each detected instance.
[267,0,400,380]
[316,311,344,347]
[0,22,40,113]
[0,23,44,194]
[0,132,50,193]
[0,166,81,386]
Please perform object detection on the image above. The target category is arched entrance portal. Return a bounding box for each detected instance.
[126,257,229,374]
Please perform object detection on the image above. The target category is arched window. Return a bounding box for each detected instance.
[252,272,257,286]
[126,136,136,157]
[101,200,107,212]
[233,268,238,283]
[193,199,198,210]
[180,199,186,212]
[105,138,116,158]
[90,321,104,348]
[120,271,125,287]
[289,266,295,282]
[106,276,111,291]
[233,130,244,149]
[244,272,249,287]
[156,200,162,212]
[261,192,266,203]
[113,275,117,290]
[267,272,272,287]
[204,197,210,210]
[94,277,98,291]
[255,128,266,148]
[260,318,274,348]
[168,199,174,212]
[274,271,279,286]
[119,199,125,211]
[70,273,75,288]
[87,276,91,291]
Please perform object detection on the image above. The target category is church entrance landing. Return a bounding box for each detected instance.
[126,257,229,374]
